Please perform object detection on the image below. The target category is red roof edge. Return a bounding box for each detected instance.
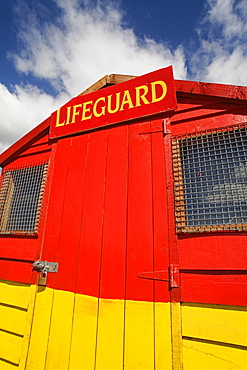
[1,79,247,167]
[0,116,51,167]
[175,79,247,101]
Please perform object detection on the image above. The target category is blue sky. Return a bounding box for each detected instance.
[0,0,247,152]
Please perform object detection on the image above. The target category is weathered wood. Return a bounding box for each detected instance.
[78,74,136,96]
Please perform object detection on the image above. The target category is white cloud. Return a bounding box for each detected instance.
[0,83,69,152]
[1,0,247,153]
[11,0,187,95]
[192,0,247,84]
[206,0,247,39]
[0,0,187,152]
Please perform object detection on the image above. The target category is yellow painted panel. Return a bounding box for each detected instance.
[19,284,37,370]
[155,302,172,370]
[0,282,36,370]
[0,330,23,365]
[0,359,21,370]
[183,338,247,370]
[0,280,32,309]
[95,298,125,370]
[27,289,173,369]
[69,294,98,370]
[124,300,154,369]
[26,286,54,370]
[0,305,27,336]
[170,302,183,370]
[45,289,74,369]
[182,303,247,347]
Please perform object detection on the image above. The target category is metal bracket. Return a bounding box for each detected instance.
[137,264,179,288]
[163,118,171,135]
[169,264,179,288]
[137,270,169,281]
[33,260,58,287]
[33,260,59,274]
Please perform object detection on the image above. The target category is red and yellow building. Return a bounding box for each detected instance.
[0,67,247,369]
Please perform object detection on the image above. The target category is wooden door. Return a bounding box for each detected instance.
[25,119,174,369]
[169,114,247,369]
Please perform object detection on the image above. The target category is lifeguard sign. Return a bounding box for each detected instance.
[50,66,177,139]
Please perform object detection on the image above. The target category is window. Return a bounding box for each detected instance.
[172,125,247,232]
[0,163,48,235]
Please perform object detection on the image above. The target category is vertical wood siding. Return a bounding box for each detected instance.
[26,119,172,369]
[0,280,36,369]
[1,91,247,369]
[182,303,247,369]
[171,96,247,369]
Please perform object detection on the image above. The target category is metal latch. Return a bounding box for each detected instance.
[33,260,58,286]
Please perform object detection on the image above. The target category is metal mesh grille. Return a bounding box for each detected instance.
[0,163,48,235]
[172,125,247,232]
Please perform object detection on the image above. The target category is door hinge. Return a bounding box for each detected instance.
[137,264,179,288]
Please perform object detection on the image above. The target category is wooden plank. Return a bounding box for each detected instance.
[108,74,136,85]
[183,337,247,370]
[0,260,33,284]
[175,79,247,101]
[0,359,19,370]
[95,298,125,370]
[0,282,36,368]
[150,119,173,369]
[13,133,50,159]
[0,280,32,309]
[8,151,51,173]
[97,125,128,300]
[170,98,247,137]
[0,239,39,261]
[18,284,36,370]
[95,125,128,368]
[25,286,54,370]
[178,234,247,270]
[76,129,108,297]
[124,300,155,369]
[44,135,90,368]
[150,119,170,302]
[69,294,98,370]
[78,74,136,96]
[163,119,183,369]
[72,129,108,369]
[182,303,247,347]
[125,120,154,302]
[45,290,74,369]
[181,272,247,306]
[0,330,23,365]
[154,302,172,370]
[53,134,90,293]
[124,120,154,368]
[0,304,27,336]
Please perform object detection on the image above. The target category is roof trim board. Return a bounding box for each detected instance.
[1,74,247,167]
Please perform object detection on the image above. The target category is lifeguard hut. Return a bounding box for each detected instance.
[0,66,247,369]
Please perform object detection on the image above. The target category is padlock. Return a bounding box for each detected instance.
[38,272,47,286]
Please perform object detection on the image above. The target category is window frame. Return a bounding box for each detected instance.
[0,162,48,236]
[172,123,247,233]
